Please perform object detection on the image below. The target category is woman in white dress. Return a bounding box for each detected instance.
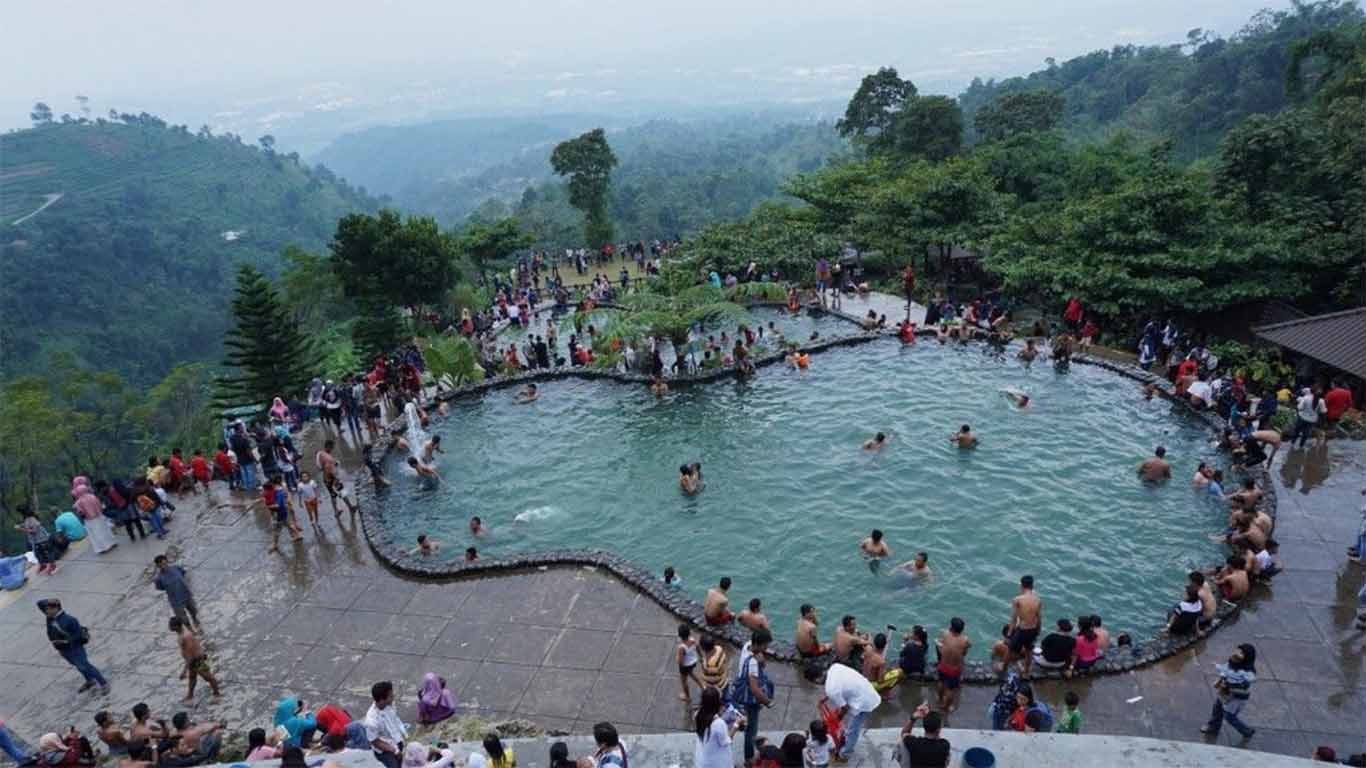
[694,686,744,768]
[72,476,116,554]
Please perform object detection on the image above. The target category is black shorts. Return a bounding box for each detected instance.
[367,405,382,419]
[1009,627,1040,656]
[679,662,696,677]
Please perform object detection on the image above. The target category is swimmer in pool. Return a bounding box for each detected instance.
[406,456,439,481]
[469,516,486,537]
[1002,389,1031,409]
[951,424,978,449]
[650,376,668,396]
[516,383,539,403]
[421,435,443,462]
[860,529,891,559]
[891,551,933,581]
[679,464,700,496]
[863,432,889,451]
[410,535,440,556]
[1017,339,1038,364]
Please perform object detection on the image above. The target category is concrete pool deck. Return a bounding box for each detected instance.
[0,433,1362,763]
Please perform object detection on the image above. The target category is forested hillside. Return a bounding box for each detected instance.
[957,0,1364,156]
[467,117,847,247]
[0,114,381,385]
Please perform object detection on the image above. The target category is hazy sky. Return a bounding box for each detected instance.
[4,0,1277,141]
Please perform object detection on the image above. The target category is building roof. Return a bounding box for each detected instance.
[1253,307,1366,380]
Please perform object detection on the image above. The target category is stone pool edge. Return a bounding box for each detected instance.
[357,331,1270,684]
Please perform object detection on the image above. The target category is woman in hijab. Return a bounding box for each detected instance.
[72,477,116,554]
[416,673,456,725]
[270,397,290,422]
[272,698,318,748]
[401,743,455,768]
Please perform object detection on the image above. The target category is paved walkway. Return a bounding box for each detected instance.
[0,433,1362,762]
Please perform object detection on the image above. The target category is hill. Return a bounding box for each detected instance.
[957,0,1364,156]
[0,114,381,385]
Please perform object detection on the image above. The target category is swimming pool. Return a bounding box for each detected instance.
[381,337,1225,647]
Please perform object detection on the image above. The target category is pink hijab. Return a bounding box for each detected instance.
[71,475,90,499]
[270,397,289,421]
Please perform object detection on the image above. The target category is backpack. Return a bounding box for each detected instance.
[728,654,773,709]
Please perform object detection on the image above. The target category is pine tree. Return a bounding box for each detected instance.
[215,265,321,410]
[351,294,405,362]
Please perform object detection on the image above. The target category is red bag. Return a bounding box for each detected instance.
[818,697,846,753]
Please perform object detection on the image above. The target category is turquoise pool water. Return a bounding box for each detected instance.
[383,337,1225,646]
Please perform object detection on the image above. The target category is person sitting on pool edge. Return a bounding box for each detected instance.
[863,432,888,451]
[796,604,832,657]
[704,577,734,625]
[951,424,978,449]
[738,598,771,632]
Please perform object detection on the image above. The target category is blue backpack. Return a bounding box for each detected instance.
[728,654,774,708]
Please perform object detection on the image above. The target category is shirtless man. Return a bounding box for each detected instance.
[833,615,869,665]
[863,432,889,451]
[410,535,440,556]
[516,383,539,403]
[650,376,668,396]
[679,465,700,496]
[1137,446,1171,481]
[737,598,771,632]
[315,439,343,512]
[1003,389,1031,409]
[421,435,443,462]
[1008,575,1043,677]
[1018,339,1038,364]
[170,617,220,702]
[1249,429,1282,466]
[468,516,485,537]
[951,424,978,449]
[407,456,439,482]
[860,529,891,559]
[935,617,971,713]
[892,551,933,581]
[704,577,734,625]
[1189,571,1217,624]
[1214,555,1250,601]
[795,604,831,657]
[862,633,888,684]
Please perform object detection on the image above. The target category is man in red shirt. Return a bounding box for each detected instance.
[213,444,235,488]
[1324,380,1354,427]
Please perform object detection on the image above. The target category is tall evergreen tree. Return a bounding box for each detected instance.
[215,265,320,410]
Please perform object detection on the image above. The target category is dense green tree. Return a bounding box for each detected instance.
[454,217,532,283]
[550,128,618,247]
[973,89,1066,143]
[329,209,457,310]
[29,102,53,126]
[836,67,919,148]
[134,363,217,453]
[0,377,71,513]
[216,265,320,409]
[278,245,348,331]
[351,295,405,361]
[887,95,964,161]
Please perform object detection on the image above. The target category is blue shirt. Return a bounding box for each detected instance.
[1208,481,1223,496]
[54,511,87,541]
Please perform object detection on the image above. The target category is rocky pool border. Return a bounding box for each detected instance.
[357,317,1270,684]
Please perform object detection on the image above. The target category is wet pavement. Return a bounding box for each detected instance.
[0,428,1362,763]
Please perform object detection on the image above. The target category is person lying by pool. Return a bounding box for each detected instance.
[704,577,734,625]
[951,424,978,449]
[469,516,486,537]
[796,604,832,657]
[410,535,440,556]
[407,456,440,482]
[1137,446,1171,481]
[1002,389,1031,409]
[863,432,888,451]
[515,383,539,403]
[860,529,891,559]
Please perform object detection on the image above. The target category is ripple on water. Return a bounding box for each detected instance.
[386,337,1226,647]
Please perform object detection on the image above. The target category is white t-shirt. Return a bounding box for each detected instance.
[693,716,732,768]
[1253,549,1273,572]
[1188,381,1213,403]
[823,662,881,714]
[1297,394,1324,423]
[804,735,834,767]
[363,703,407,746]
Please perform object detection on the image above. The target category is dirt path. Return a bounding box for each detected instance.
[11,192,63,225]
